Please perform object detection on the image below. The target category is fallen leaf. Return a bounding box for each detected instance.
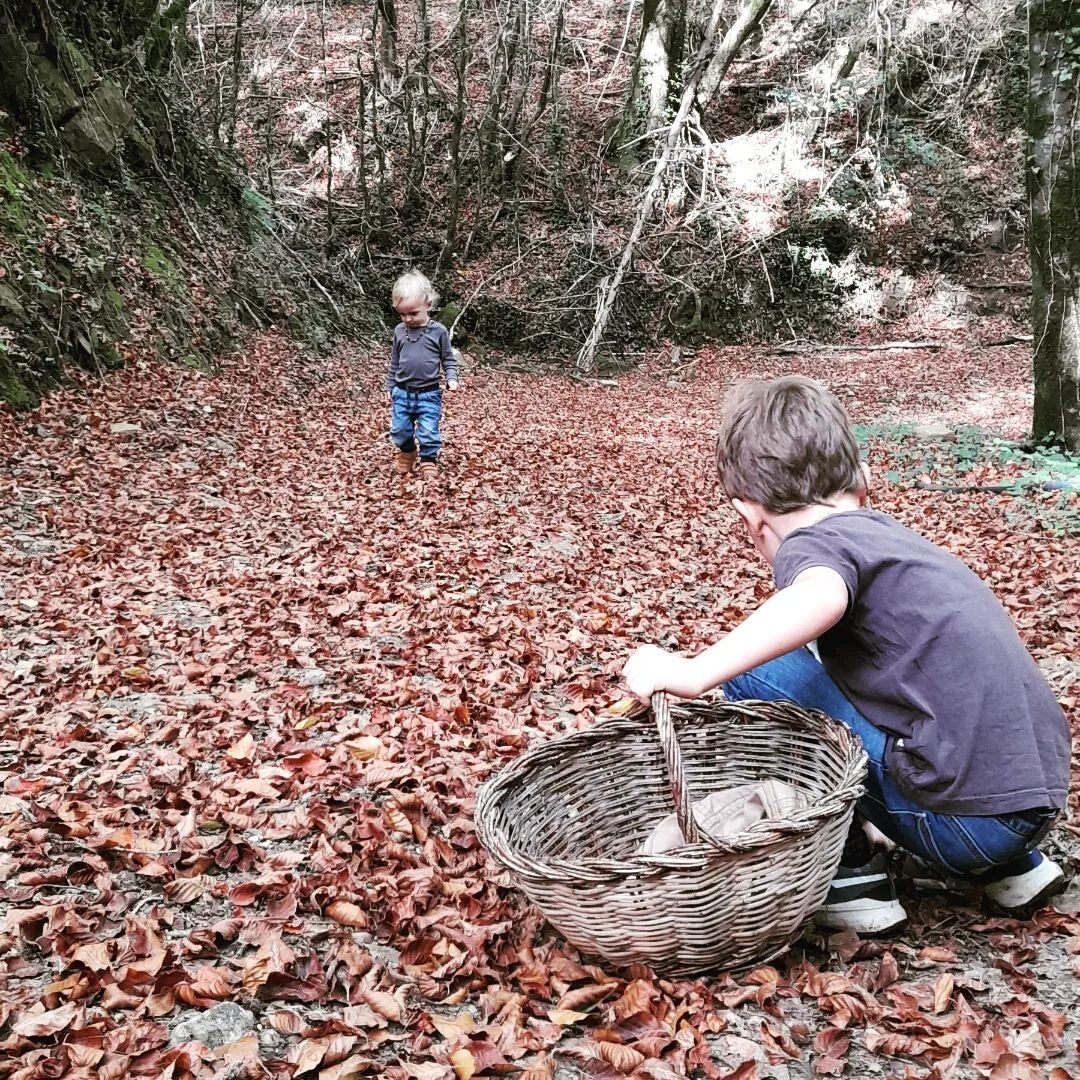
[547,1009,589,1025]
[13,1003,78,1037]
[320,1056,376,1080]
[933,971,954,1013]
[448,1048,475,1080]
[611,978,656,1019]
[226,733,255,760]
[325,899,368,929]
[595,1040,645,1073]
[555,982,617,1012]
[346,736,386,760]
[429,1012,477,1040]
[71,942,111,971]
[990,1055,1046,1080]
[362,989,403,1023]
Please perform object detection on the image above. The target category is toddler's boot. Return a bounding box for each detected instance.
[417,460,438,480]
[395,449,417,476]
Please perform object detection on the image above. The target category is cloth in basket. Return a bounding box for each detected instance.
[639,780,808,855]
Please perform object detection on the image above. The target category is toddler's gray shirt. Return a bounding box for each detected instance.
[386,321,457,391]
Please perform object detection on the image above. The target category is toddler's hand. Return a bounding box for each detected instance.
[447,380,459,391]
[623,644,679,704]
[385,391,392,404]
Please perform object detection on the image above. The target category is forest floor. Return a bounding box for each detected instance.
[1,331,1079,1079]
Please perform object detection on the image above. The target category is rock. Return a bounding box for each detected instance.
[0,283,28,325]
[1043,476,1080,492]
[437,301,464,343]
[28,54,80,124]
[169,1002,255,1049]
[206,436,237,457]
[293,667,328,688]
[98,692,163,719]
[367,941,402,971]
[61,81,136,165]
[55,34,97,88]
[257,1027,288,1056]
[110,421,141,435]
[912,422,954,441]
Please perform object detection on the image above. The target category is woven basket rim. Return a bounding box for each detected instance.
[475,697,867,883]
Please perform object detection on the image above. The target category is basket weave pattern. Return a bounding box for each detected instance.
[476,695,867,975]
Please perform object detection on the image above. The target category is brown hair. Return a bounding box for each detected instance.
[715,376,864,513]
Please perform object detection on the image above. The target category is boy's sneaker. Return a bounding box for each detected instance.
[900,854,968,894]
[984,855,1066,912]
[814,853,908,935]
[901,851,1066,914]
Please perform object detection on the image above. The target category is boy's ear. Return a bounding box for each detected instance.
[731,498,765,536]
[858,461,872,504]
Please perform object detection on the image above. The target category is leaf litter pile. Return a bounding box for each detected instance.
[1,333,1079,1079]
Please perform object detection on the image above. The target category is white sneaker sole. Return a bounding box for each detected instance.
[985,858,1066,912]
[814,898,909,935]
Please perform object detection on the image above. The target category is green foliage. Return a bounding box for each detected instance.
[852,421,915,443]
[436,301,462,338]
[142,243,181,287]
[180,350,212,371]
[103,286,124,314]
[898,132,944,168]
[0,364,35,407]
[240,186,273,233]
[858,424,1080,536]
[0,150,29,227]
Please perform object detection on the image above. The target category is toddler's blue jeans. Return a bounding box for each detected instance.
[724,649,1056,878]
[389,387,443,461]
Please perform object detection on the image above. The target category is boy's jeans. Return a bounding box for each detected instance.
[724,649,1055,878]
[390,387,443,460]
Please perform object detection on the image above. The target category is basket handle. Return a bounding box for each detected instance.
[653,692,699,845]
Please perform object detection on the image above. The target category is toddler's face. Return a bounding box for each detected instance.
[395,295,431,329]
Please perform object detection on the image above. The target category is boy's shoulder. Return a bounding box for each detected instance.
[780,509,969,584]
[427,320,450,336]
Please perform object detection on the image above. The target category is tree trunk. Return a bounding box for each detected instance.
[377,0,399,95]
[578,0,729,371]
[578,0,774,371]
[695,0,776,110]
[224,0,246,147]
[479,0,526,183]
[1027,0,1080,451]
[438,0,471,273]
[624,0,688,145]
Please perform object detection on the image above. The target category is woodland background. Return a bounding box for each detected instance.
[0,0,1076,440]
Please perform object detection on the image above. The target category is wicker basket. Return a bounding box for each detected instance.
[475,694,867,976]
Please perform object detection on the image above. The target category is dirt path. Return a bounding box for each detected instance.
[1,334,1078,1078]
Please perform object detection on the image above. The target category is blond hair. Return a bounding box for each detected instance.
[392,270,439,309]
[715,376,864,513]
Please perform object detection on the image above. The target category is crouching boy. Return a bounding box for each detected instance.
[623,376,1070,933]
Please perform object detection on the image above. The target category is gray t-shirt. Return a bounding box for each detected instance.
[774,510,1069,815]
[385,321,458,391]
